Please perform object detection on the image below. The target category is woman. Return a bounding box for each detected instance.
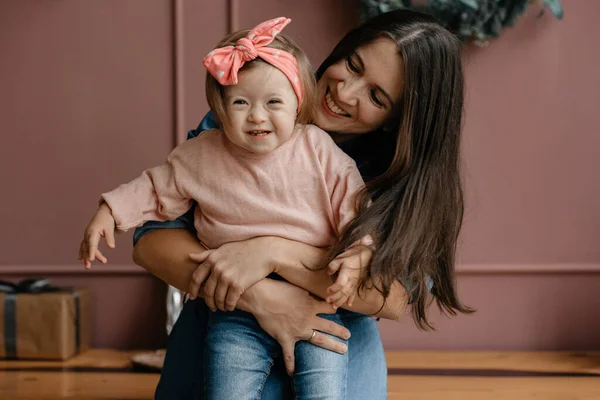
[133,9,471,399]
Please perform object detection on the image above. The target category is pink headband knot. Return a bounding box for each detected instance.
[203,17,303,107]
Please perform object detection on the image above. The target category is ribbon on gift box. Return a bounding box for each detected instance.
[0,279,81,359]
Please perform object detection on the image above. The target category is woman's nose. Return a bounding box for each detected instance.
[336,79,359,107]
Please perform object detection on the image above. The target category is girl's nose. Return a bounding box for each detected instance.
[248,106,267,123]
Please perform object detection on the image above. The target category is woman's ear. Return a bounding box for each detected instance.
[383,113,402,133]
[383,120,396,132]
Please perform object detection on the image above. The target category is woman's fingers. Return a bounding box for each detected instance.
[188,264,210,300]
[308,331,348,354]
[213,280,229,311]
[203,274,218,311]
[313,316,351,341]
[188,250,212,264]
[224,286,242,311]
[314,299,337,315]
[279,339,296,376]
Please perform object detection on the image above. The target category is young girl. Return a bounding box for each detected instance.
[80,17,372,399]
[132,10,473,399]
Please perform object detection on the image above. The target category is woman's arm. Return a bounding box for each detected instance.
[270,237,408,320]
[132,228,202,292]
[133,229,350,375]
[173,233,408,320]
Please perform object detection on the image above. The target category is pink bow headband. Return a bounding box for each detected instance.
[203,17,303,107]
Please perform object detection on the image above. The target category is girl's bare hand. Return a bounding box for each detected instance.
[78,203,116,269]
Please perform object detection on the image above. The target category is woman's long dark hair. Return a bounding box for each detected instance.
[320,10,473,329]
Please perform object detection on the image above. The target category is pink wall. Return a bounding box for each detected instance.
[0,0,598,350]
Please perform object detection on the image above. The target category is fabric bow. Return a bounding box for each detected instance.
[0,278,60,294]
[203,17,303,107]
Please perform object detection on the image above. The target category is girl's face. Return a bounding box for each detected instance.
[314,38,405,137]
[222,62,298,154]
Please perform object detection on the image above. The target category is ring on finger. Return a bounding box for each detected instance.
[309,329,317,342]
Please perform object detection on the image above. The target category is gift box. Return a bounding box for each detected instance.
[0,279,91,360]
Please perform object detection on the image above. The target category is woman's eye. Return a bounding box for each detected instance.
[346,55,359,73]
[370,90,384,108]
[233,99,247,105]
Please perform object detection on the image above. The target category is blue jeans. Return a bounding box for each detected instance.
[206,310,347,400]
[155,298,387,400]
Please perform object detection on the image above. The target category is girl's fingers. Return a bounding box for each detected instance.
[333,294,349,309]
[86,231,101,262]
[326,290,346,307]
[104,229,116,249]
[95,249,107,264]
[347,292,357,307]
[327,266,349,293]
[327,259,341,275]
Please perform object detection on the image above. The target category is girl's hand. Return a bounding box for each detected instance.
[187,237,278,312]
[326,236,374,308]
[78,203,116,269]
[247,279,350,375]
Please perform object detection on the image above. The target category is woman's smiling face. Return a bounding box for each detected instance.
[313,37,405,136]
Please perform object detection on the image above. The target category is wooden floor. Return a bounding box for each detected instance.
[1,350,599,399]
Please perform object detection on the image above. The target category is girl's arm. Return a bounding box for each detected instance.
[180,233,409,321]
[133,229,351,375]
[270,237,408,320]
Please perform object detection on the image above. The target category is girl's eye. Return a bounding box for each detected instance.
[346,55,359,73]
[370,90,384,107]
[233,99,247,105]
[268,99,281,104]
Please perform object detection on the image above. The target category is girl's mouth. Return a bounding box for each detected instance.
[247,130,271,136]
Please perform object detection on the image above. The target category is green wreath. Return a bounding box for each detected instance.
[360,0,564,43]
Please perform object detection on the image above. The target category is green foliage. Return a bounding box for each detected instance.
[360,0,563,42]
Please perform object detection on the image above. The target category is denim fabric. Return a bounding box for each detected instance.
[206,310,347,400]
[154,298,387,400]
[141,111,389,399]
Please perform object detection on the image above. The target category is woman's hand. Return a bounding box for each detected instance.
[78,203,116,269]
[187,237,279,312]
[242,279,351,375]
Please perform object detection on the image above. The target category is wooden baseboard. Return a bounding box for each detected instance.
[0,264,147,275]
[2,263,599,276]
